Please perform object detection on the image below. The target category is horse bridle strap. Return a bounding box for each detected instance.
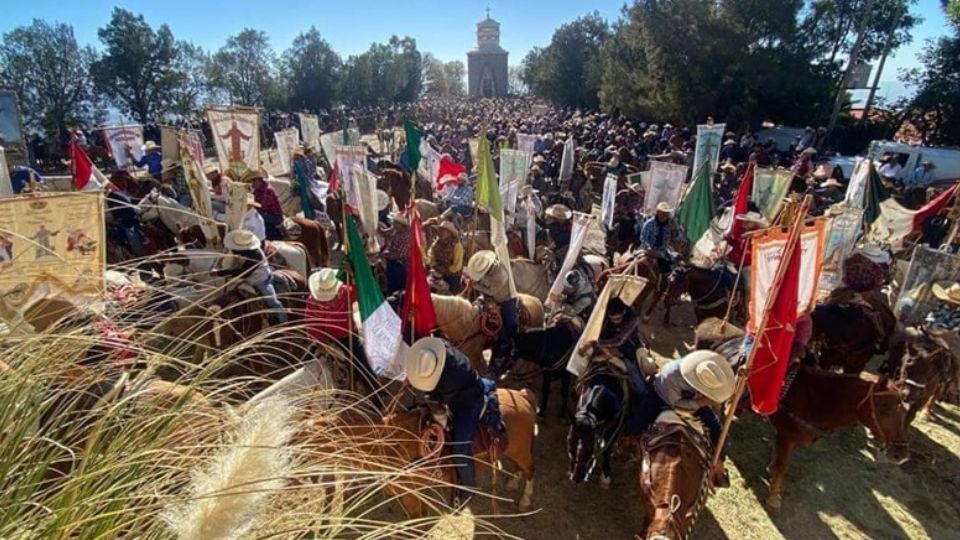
[856,382,908,449]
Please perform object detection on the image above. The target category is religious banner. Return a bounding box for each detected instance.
[843,157,871,208]
[320,129,361,166]
[749,220,827,331]
[274,127,300,175]
[516,134,537,169]
[691,123,725,179]
[869,184,959,252]
[752,167,793,221]
[601,174,617,231]
[207,107,261,177]
[559,136,575,183]
[643,161,688,212]
[499,180,520,227]
[101,124,144,169]
[524,198,537,259]
[353,165,381,253]
[180,129,203,167]
[0,193,104,325]
[0,147,12,198]
[298,113,321,154]
[418,139,441,184]
[160,125,179,172]
[567,274,649,377]
[335,145,366,210]
[500,149,531,187]
[224,180,250,232]
[816,209,864,302]
[896,246,960,326]
[179,137,218,245]
[546,212,594,310]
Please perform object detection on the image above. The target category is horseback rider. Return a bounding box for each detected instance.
[638,202,684,276]
[211,230,288,325]
[544,204,573,264]
[634,350,736,486]
[463,250,518,368]
[556,269,597,324]
[428,221,465,294]
[578,297,653,396]
[404,336,504,503]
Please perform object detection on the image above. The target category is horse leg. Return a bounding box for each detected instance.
[599,445,613,490]
[662,298,672,326]
[560,372,572,422]
[919,382,942,422]
[519,476,535,511]
[646,288,664,324]
[539,372,551,420]
[767,433,796,511]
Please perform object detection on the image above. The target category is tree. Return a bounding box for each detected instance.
[90,8,185,124]
[209,29,277,107]
[169,41,211,119]
[521,13,610,109]
[507,65,527,95]
[283,27,341,112]
[338,36,423,106]
[422,54,465,98]
[0,19,98,150]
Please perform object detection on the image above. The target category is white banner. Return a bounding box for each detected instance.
[566,275,648,377]
[102,125,144,169]
[816,209,864,302]
[559,136,575,183]
[225,180,250,232]
[516,134,537,170]
[524,198,537,259]
[207,108,261,175]
[643,161,687,212]
[419,140,441,185]
[160,125,179,172]
[274,127,300,175]
[499,180,520,228]
[752,167,793,221]
[601,174,617,231]
[749,221,826,331]
[179,135,218,244]
[546,212,592,310]
[500,149,531,187]
[320,129,361,166]
[298,113,321,154]
[843,157,871,209]
[0,147,12,198]
[692,123,725,178]
[353,165,381,253]
[335,145,366,210]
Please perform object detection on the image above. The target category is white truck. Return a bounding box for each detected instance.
[828,140,960,186]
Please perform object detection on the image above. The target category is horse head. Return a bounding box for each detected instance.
[640,425,711,540]
[663,264,690,305]
[567,377,622,483]
[137,188,161,222]
[859,375,911,465]
[895,339,952,422]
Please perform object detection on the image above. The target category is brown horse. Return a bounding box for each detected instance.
[382,387,538,512]
[766,366,910,510]
[664,264,740,326]
[637,413,713,540]
[882,329,957,424]
[378,167,412,209]
[810,300,897,373]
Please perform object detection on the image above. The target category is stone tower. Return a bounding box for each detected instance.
[467,11,509,98]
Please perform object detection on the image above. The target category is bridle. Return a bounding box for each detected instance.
[641,423,713,540]
[571,366,628,479]
[856,380,909,452]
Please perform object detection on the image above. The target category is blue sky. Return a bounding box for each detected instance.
[1,0,953,100]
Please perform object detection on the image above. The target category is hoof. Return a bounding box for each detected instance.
[518,496,532,512]
[642,315,651,324]
[505,476,521,492]
[600,474,611,490]
[766,494,782,511]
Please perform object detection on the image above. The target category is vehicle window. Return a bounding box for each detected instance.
[894,153,910,167]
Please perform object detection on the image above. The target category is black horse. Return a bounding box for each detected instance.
[567,362,631,486]
[503,323,579,420]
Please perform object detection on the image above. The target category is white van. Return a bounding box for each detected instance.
[829,140,960,186]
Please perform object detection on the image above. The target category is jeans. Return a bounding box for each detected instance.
[632,387,724,452]
[121,225,146,258]
[385,259,406,295]
[262,212,284,241]
[450,399,484,488]
[255,276,288,324]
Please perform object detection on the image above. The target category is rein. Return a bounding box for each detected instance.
[856,381,908,451]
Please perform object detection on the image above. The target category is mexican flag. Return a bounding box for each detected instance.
[869,183,959,252]
[404,119,422,171]
[345,215,405,379]
[70,138,107,192]
[677,163,715,245]
[401,203,438,339]
[475,135,517,297]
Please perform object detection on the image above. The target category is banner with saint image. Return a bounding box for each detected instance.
[643,161,688,212]
[207,107,261,177]
[101,125,144,169]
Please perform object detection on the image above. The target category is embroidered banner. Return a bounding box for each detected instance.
[207,107,261,177]
[298,113,321,154]
[643,161,688,212]
[101,125,144,169]
[896,246,960,326]
[816,209,864,302]
[752,167,793,221]
[225,180,250,232]
[274,127,300,175]
[335,145,366,210]
[692,123,725,178]
[500,149,531,187]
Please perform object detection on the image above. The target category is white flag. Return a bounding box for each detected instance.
[559,137,575,183]
[545,212,592,310]
[601,174,618,231]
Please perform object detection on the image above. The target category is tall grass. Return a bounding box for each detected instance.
[0,272,509,539]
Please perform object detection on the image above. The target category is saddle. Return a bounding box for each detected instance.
[477,297,535,332]
[642,411,711,465]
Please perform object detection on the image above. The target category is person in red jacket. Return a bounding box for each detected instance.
[305,268,381,401]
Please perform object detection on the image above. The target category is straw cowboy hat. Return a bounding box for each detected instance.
[720,160,737,173]
[142,140,159,152]
[679,350,736,403]
[655,202,674,214]
[245,194,261,208]
[932,281,960,306]
[736,211,770,228]
[224,229,261,252]
[819,178,843,189]
[241,168,266,183]
[308,268,343,302]
[464,250,498,281]
[856,243,891,265]
[545,204,573,222]
[405,336,447,392]
[519,185,539,198]
[376,190,391,212]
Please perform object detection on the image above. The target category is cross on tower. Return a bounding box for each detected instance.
[486,7,490,18]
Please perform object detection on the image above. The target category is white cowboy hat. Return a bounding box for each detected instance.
[520,185,539,198]
[655,202,674,214]
[390,212,409,226]
[801,147,817,155]
[932,281,960,306]
[723,139,736,146]
[736,211,770,228]
[545,204,573,222]
[405,337,447,392]
[819,178,843,189]
[308,268,342,302]
[376,190,391,212]
[532,154,546,164]
[203,162,220,176]
[224,229,261,252]
[679,350,735,403]
[856,243,891,265]
[464,250,498,281]
[142,140,159,152]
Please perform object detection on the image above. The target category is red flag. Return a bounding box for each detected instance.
[327,163,339,193]
[436,154,465,190]
[728,164,754,241]
[70,138,95,191]
[747,236,800,415]
[913,183,958,228]
[401,204,438,338]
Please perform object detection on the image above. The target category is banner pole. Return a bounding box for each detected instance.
[709,195,812,474]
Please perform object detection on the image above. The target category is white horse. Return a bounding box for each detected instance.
[138,189,202,233]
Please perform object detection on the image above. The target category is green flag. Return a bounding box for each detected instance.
[404,119,422,171]
[677,164,714,244]
[864,161,890,225]
[475,136,503,219]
